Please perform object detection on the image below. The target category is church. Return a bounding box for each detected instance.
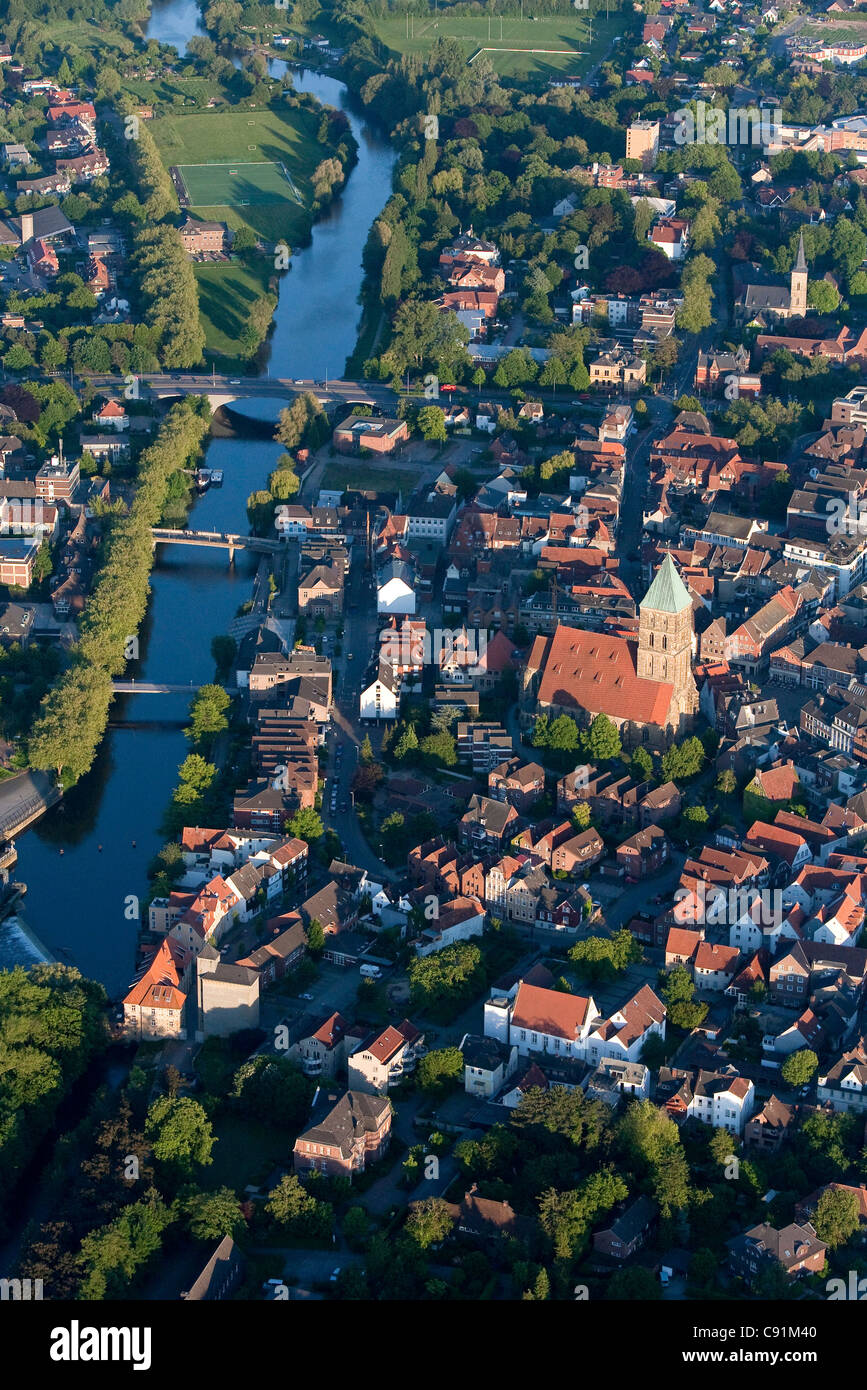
[734,231,808,328]
[522,555,699,748]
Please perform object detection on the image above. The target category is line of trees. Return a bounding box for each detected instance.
[29,400,211,784]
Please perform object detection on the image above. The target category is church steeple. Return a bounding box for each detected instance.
[637,555,698,730]
[790,231,808,317]
[794,230,807,274]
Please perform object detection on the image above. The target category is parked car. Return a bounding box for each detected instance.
[299,991,314,1001]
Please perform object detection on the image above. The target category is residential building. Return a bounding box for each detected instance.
[293,1090,392,1177]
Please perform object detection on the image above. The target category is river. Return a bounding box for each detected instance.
[4,4,394,994]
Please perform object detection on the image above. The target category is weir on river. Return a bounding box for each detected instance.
[5,10,396,993]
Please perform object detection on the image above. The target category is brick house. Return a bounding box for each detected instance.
[293,1090,392,1177]
[616,824,669,879]
[179,217,228,254]
[333,415,408,455]
[550,827,605,875]
[487,758,546,812]
[745,1095,795,1152]
[592,1195,657,1261]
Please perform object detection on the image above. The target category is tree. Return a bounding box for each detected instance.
[405,1197,454,1249]
[265,1174,332,1238]
[716,769,737,796]
[661,736,705,782]
[343,1205,371,1250]
[288,806,324,842]
[417,1046,464,1095]
[230,1055,312,1128]
[144,1097,214,1178]
[572,801,592,830]
[807,280,840,314]
[812,1187,860,1250]
[781,1049,818,1088]
[631,746,654,781]
[581,713,621,762]
[307,918,326,954]
[211,635,237,676]
[662,965,708,1029]
[186,683,231,746]
[360,734,374,764]
[417,405,447,443]
[77,1190,173,1300]
[569,929,642,982]
[179,1186,244,1243]
[617,1099,690,1218]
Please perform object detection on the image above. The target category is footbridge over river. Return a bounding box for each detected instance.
[151,528,284,562]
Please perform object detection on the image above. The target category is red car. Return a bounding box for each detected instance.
[440,383,457,393]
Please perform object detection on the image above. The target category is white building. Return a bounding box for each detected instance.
[376,559,416,616]
[359,659,399,721]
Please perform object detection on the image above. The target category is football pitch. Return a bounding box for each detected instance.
[374,12,614,76]
[177,161,303,207]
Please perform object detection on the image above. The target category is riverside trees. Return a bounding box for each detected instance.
[29,401,210,783]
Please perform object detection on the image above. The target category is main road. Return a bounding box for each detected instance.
[84,371,401,412]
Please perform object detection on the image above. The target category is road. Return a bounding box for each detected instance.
[0,769,61,838]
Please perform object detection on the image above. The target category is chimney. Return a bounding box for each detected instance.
[19,212,33,244]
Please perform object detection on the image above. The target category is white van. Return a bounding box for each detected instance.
[359,964,382,980]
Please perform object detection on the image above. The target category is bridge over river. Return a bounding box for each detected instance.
[151,528,283,562]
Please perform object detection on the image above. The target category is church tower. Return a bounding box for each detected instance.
[637,554,698,728]
[789,230,808,319]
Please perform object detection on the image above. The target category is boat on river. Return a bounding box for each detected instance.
[209,470,223,485]
[196,469,212,491]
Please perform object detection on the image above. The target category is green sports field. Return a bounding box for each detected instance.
[152,106,322,242]
[177,160,303,208]
[374,11,617,77]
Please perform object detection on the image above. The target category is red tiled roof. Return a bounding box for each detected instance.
[532,624,674,727]
[511,981,593,1040]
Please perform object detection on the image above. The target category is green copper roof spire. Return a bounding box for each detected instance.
[640,553,692,614]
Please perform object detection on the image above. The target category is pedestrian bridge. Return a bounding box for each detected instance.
[111,682,239,695]
[151,528,283,561]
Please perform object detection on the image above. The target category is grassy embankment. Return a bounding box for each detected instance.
[151,106,326,357]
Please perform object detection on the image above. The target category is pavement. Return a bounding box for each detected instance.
[0,769,61,837]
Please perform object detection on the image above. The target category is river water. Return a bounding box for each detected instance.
[5,4,394,994]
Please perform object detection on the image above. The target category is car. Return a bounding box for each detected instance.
[329,1267,341,1282]
[229,379,241,385]
[299,991,314,1001]
[347,652,354,660]
[262,1278,284,1290]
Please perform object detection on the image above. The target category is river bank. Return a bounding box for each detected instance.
[8,30,396,995]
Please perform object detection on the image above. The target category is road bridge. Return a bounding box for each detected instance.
[151,528,283,562]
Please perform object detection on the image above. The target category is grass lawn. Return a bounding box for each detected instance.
[36,17,135,58]
[206,1112,290,1192]
[321,460,413,494]
[374,11,615,77]
[123,75,226,109]
[194,257,275,358]
[152,104,323,243]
